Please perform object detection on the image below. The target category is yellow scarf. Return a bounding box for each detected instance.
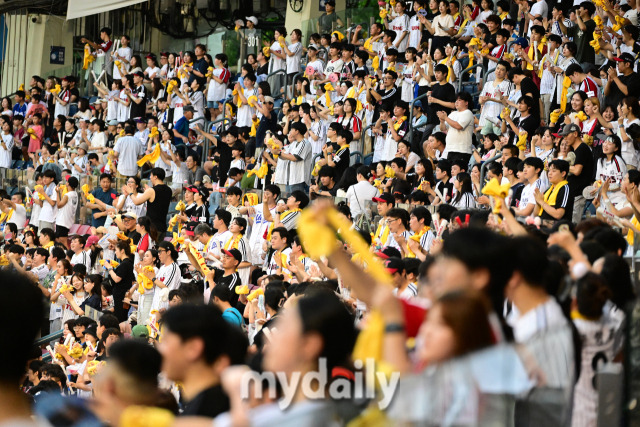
[405,226,430,258]
[187,242,210,275]
[224,234,243,250]
[393,116,407,131]
[364,37,375,58]
[538,180,568,216]
[560,75,572,114]
[43,241,54,249]
[457,18,469,36]
[526,45,537,71]
[499,11,508,19]
[266,208,301,241]
[438,58,457,83]
[468,37,481,68]
[373,220,390,247]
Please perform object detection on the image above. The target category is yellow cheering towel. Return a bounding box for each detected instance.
[148,126,159,139]
[379,8,388,19]
[249,116,260,137]
[206,66,214,78]
[372,55,380,71]
[560,76,572,114]
[26,128,37,140]
[500,106,511,119]
[187,242,210,276]
[171,232,184,247]
[246,95,258,108]
[248,287,264,301]
[613,15,625,32]
[235,284,250,295]
[247,162,268,179]
[589,32,602,54]
[468,37,481,68]
[405,226,431,258]
[576,111,588,122]
[100,259,119,268]
[332,31,345,42]
[385,165,395,178]
[262,46,271,58]
[242,193,259,206]
[482,177,511,214]
[83,44,95,70]
[166,80,177,94]
[119,406,175,427]
[137,143,162,167]
[86,360,106,377]
[594,15,604,29]
[50,84,61,95]
[233,86,245,108]
[516,132,528,151]
[550,108,562,124]
[0,254,8,266]
[537,180,568,216]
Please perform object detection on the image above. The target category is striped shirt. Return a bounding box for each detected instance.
[151,262,181,311]
[452,192,477,209]
[540,50,561,95]
[287,138,313,186]
[70,251,92,273]
[579,76,599,98]
[280,210,301,231]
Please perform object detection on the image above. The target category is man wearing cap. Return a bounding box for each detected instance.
[205,248,242,306]
[318,0,343,34]
[174,105,194,149]
[69,142,89,180]
[385,257,417,300]
[134,117,150,146]
[255,95,278,148]
[372,193,395,250]
[126,71,147,120]
[113,123,144,178]
[562,123,593,223]
[113,211,142,244]
[604,52,640,109]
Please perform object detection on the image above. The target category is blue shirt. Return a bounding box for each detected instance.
[222,307,243,327]
[91,188,118,227]
[174,116,190,144]
[13,103,26,117]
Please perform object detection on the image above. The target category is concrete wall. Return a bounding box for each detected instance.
[285,0,345,42]
[1,14,75,95]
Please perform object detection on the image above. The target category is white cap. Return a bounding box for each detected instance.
[246,16,258,25]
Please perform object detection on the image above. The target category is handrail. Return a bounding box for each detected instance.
[457,63,487,93]
[350,150,363,165]
[479,152,502,185]
[266,69,287,100]
[407,92,429,149]
[360,123,376,154]
[35,330,64,347]
[200,117,234,167]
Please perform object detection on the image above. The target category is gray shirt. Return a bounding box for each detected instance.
[188,166,207,185]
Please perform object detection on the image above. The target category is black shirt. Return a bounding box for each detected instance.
[540,182,573,222]
[129,85,147,119]
[112,257,135,322]
[519,77,541,122]
[513,115,538,148]
[568,142,594,195]
[605,72,640,109]
[333,146,350,179]
[216,141,233,184]
[188,57,209,87]
[147,184,172,233]
[181,385,230,418]
[428,82,456,124]
[208,269,241,307]
[186,204,210,232]
[125,229,141,245]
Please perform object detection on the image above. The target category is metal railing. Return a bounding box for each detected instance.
[479,152,502,185]
[457,63,487,96]
[265,69,287,100]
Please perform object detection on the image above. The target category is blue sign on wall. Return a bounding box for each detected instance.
[50,46,65,65]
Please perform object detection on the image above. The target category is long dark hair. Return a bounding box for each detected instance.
[86,274,103,298]
[453,172,473,203]
[116,240,133,261]
[137,216,158,243]
[336,166,358,191]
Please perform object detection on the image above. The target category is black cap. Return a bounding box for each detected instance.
[372,193,394,204]
[384,257,405,274]
[223,248,242,263]
[559,123,581,136]
[183,105,195,113]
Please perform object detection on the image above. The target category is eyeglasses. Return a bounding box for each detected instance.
[158,249,167,253]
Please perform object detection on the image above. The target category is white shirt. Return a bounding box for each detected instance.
[7,203,26,230]
[444,109,474,154]
[247,204,276,265]
[390,14,410,52]
[268,41,286,73]
[114,135,143,177]
[38,183,58,223]
[70,249,92,272]
[56,190,78,229]
[346,181,378,217]
[113,46,133,79]
[528,1,548,37]
[236,87,257,128]
[0,133,13,168]
[151,262,182,311]
[286,41,303,74]
[287,138,313,185]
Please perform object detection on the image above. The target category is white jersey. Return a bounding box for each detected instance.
[151,262,182,311]
[571,302,625,427]
[56,190,78,230]
[205,230,232,263]
[247,204,277,265]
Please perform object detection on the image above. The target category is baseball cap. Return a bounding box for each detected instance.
[223,248,242,263]
[263,96,275,104]
[145,53,156,59]
[183,105,195,113]
[325,0,336,6]
[131,324,149,338]
[107,119,118,126]
[85,235,100,248]
[185,185,199,193]
[246,16,258,25]
[372,193,394,204]
[133,71,144,78]
[413,100,423,109]
[123,211,138,220]
[613,52,636,64]
[134,117,147,123]
[384,257,405,274]
[559,123,581,136]
[197,186,210,199]
[512,37,529,48]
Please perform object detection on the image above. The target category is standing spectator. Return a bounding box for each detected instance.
[317,0,343,34]
[86,173,118,228]
[113,124,143,178]
[346,165,378,217]
[437,92,475,165]
[55,177,79,248]
[563,123,594,223]
[125,167,172,239]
